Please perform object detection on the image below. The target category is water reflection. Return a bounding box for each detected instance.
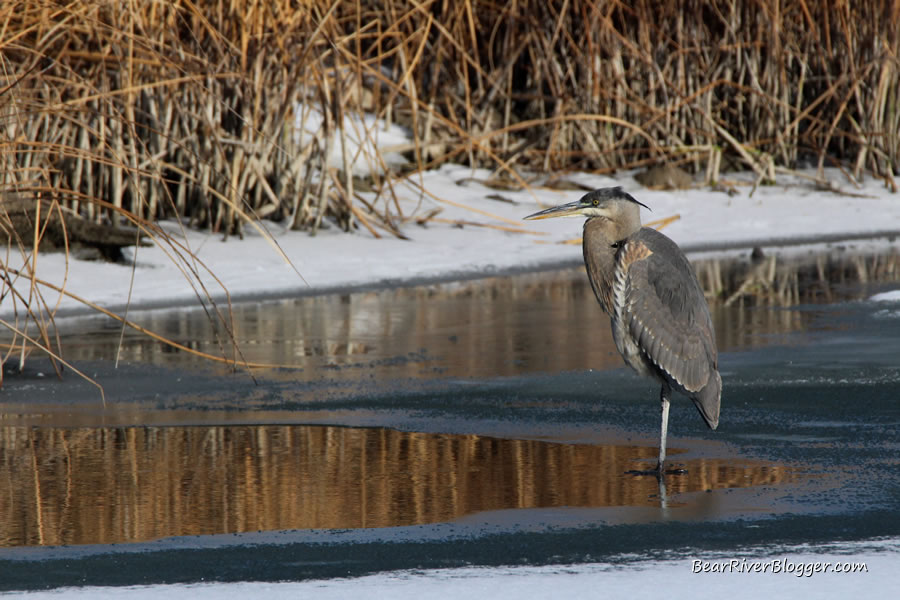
[0,424,798,547]
[53,248,900,379]
[695,248,900,307]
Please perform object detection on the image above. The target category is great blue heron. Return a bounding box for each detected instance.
[525,187,721,475]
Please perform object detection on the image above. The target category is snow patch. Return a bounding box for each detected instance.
[870,289,900,302]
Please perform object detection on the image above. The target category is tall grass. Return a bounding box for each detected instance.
[3,1,897,233]
[1,0,898,381]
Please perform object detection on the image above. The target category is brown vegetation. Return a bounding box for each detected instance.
[2,1,897,237]
[1,0,898,377]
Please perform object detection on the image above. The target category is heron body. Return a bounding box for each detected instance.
[525,187,721,474]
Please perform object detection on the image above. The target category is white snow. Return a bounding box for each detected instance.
[293,105,413,175]
[2,538,897,599]
[870,289,900,302]
[2,165,898,319]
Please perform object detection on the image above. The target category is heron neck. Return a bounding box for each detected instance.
[582,217,618,315]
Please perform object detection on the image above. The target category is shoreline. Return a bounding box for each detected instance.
[40,229,900,321]
[5,168,900,321]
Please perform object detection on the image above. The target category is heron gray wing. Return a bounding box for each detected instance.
[618,228,717,395]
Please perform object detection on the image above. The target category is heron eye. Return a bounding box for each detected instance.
[592,199,599,207]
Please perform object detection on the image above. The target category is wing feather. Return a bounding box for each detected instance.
[618,229,717,394]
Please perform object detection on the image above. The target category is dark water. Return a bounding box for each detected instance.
[1,247,900,589]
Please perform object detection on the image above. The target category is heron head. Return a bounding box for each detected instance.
[523,187,650,222]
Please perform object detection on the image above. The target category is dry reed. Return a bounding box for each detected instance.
[1,0,898,380]
[4,1,898,235]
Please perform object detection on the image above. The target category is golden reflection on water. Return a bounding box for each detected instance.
[0,424,798,547]
[54,249,900,378]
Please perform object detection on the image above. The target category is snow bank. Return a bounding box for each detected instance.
[1,166,898,318]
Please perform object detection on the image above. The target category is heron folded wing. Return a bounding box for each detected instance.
[619,237,714,393]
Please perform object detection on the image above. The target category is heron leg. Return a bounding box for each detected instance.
[656,383,671,473]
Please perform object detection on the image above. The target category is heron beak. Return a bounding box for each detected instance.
[523,200,588,220]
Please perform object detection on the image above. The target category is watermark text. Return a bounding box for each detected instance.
[691,558,868,577]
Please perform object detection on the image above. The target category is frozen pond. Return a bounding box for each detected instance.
[1,246,899,589]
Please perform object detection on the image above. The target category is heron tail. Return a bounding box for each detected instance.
[691,370,721,430]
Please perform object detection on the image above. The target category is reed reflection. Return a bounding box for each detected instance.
[55,249,900,379]
[0,424,798,547]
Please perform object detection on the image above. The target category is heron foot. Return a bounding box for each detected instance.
[624,466,688,477]
[656,459,688,476]
[663,467,688,475]
[625,468,661,477]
